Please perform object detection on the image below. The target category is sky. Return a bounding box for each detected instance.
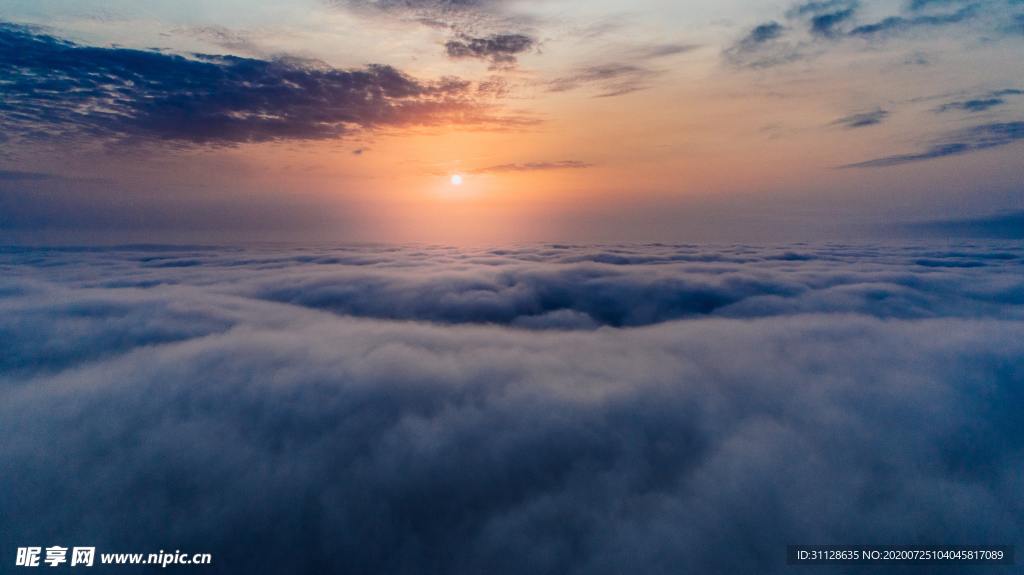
[1,0,1023,243]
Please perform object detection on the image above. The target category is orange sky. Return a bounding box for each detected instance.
[1,0,1023,242]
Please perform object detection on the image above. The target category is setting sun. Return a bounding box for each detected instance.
[450,174,463,186]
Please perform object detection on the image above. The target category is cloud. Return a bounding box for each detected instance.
[1,243,1023,574]
[547,63,658,98]
[935,89,1024,113]
[332,0,537,64]
[724,1,859,67]
[808,6,858,37]
[840,121,1024,167]
[238,244,1024,324]
[743,21,787,44]
[339,0,509,20]
[540,42,698,97]
[5,243,1019,331]
[172,25,267,56]
[334,0,533,40]
[444,33,535,68]
[723,0,1021,68]
[785,0,862,38]
[848,4,978,36]
[0,170,57,182]
[832,108,889,128]
[909,0,965,9]
[629,43,701,59]
[469,160,592,174]
[938,98,1006,112]
[0,23,524,146]
[903,210,1024,238]
[722,22,800,68]
[787,0,858,17]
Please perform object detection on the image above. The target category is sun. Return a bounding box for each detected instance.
[450,174,463,186]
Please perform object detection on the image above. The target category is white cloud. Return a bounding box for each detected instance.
[1,242,1022,573]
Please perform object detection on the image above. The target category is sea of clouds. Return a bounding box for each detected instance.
[1,242,1022,573]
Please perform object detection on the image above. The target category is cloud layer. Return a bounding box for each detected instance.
[1,242,1023,573]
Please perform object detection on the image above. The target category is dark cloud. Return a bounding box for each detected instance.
[848,4,977,35]
[547,63,658,98]
[979,87,1018,98]
[738,21,786,46]
[841,121,1024,167]
[0,23,521,147]
[784,0,862,37]
[909,0,969,10]
[725,1,858,67]
[469,160,592,174]
[1013,13,1024,34]
[939,97,1006,112]
[444,33,535,68]
[722,22,798,68]
[1,243,1023,574]
[723,0,1019,68]
[786,0,852,16]
[809,7,858,36]
[935,89,1024,113]
[0,170,57,182]
[832,108,889,128]
[904,210,1024,238]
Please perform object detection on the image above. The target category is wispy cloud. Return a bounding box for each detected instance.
[909,0,965,10]
[333,0,537,58]
[832,108,889,128]
[629,42,701,60]
[541,40,695,97]
[935,89,1024,113]
[547,63,658,98]
[330,0,543,85]
[840,121,1024,167]
[469,160,592,174]
[722,22,799,68]
[848,4,977,36]
[171,25,267,56]
[0,170,57,182]
[723,0,1019,69]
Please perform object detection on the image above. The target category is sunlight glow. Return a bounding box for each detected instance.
[450,174,463,186]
